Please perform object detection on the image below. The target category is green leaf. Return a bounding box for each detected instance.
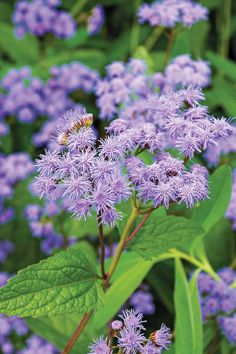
[27,313,100,354]
[0,22,39,64]
[93,252,154,329]
[192,165,232,233]
[189,271,203,354]
[0,246,103,317]
[206,51,236,81]
[174,259,202,354]
[131,215,203,259]
[39,49,105,70]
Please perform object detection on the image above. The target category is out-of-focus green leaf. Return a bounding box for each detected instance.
[192,165,232,233]
[39,49,106,70]
[0,22,39,64]
[133,46,154,72]
[199,0,221,8]
[207,51,236,81]
[65,28,89,48]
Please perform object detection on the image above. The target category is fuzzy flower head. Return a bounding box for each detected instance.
[89,336,111,354]
[150,324,172,350]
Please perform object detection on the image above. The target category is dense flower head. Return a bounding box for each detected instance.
[87,5,105,35]
[89,310,171,353]
[226,170,236,230]
[0,153,34,225]
[197,267,236,345]
[13,0,76,38]
[137,0,208,28]
[34,103,229,226]
[161,55,211,89]
[0,240,14,264]
[129,286,155,315]
[1,67,45,124]
[19,335,59,354]
[24,200,76,255]
[95,55,211,121]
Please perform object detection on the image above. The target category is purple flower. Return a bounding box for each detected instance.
[129,289,155,315]
[117,327,145,354]
[119,309,146,330]
[89,336,111,354]
[150,324,172,350]
[87,5,104,35]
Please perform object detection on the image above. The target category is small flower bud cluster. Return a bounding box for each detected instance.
[95,56,211,121]
[0,273,59,353]
[95,58,155,120]
[160,54,211,89]
[226,170,236,230]
[0,153,34,225]
[197,268,236,345]
[129,285,156,315]
[1,67,45,124]
[24,201,76,255]
[89,309,172,353]
[13,0,76,38]
[138,0,208,28]
[87,5,105,35]
[0,240,14,264]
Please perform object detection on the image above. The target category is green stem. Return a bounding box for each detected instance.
[165,28,177,65]
[106,208,138,283]
[218,0,231,58]
[62,312,93,354]
[145,26,164,51]
[169,249,221,282]
[130,0,141,53]
[70,0,87,16]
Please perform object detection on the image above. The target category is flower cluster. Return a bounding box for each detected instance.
[13,0,76,38]
[1,67,45,124]
[226,170,236,230]
[34,109,131,226]
[138,0,208,28]
[159,54,211,90]
[129,285,156,315]
[95,56,211,121]
[0,273,59,354]
[0,240,14,264]
[87,5,105,35]
[95,58,155,120]
[0,153,34,225]
[25,201,76,255]
[197,268,236,345]
[89,309,172,353]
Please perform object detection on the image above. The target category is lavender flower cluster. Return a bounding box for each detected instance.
[226,170,236,230]
[0,240,14,264]
[1,67,45,124]
[24,201,76,255]
[0,153,34,225]
[95,56,211,121]
[89,309,172,353]
[138,0,208,28]
[87,5,105,35]
[13,0,76,38]
[129,285,156,315]
[197,268,236,345]
[0,273,59,354]
[34,96,232,226]
[0,62,99,147]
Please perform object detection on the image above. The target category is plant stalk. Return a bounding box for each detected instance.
[62,312,93,354]
[97,212,107,280]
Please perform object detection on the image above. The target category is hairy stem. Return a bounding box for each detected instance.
[97,212,107,280]
[62,312,93,354]
[217,0,231,58]
[145,26,164,51]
